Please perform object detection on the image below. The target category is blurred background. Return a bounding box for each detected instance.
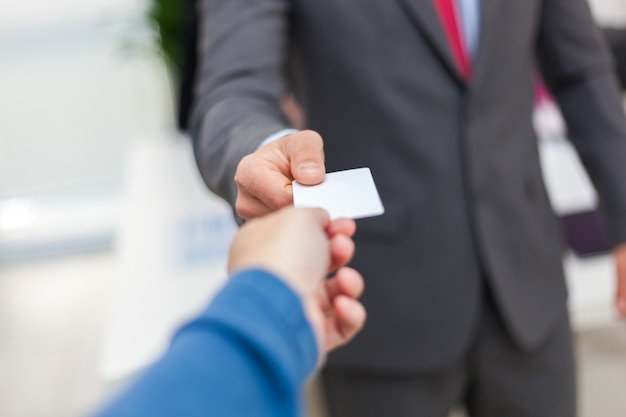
[0,1,625,416]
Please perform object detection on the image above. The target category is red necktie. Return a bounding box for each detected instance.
[433,0,471,80]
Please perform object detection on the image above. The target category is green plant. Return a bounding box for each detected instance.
[148,0,187,74]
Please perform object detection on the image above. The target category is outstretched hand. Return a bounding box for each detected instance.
[228,208,365,358]
[234,131,326,220]
[305,267,366,354]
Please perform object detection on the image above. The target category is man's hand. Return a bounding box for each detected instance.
[234,131,326,220]
[228,207,365,357]
[615,243,626,317]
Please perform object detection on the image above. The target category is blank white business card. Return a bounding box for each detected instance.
[292,167,385,220]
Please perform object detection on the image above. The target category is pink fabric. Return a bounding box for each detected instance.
[535,76,554,106]
[433,0,471,80]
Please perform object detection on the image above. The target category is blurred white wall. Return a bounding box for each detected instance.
[0,4,238,417]
[0,0,175,259]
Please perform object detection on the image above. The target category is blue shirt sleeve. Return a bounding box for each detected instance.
[93,269,318,417]
[258,128,300,148]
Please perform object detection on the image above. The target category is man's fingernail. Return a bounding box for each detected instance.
[300,163,322,174]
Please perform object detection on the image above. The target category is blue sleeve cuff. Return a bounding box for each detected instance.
[174,268,318,388]
[258,129,299,148]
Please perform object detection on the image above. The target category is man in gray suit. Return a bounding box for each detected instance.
[191,0,626,415]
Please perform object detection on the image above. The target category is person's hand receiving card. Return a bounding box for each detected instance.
[293,168,384,220]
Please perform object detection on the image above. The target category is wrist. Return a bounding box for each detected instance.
[302,297,325,364]
[257,129,299,149]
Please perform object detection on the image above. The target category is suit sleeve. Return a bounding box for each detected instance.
[537,0,626,245]
[93,269,318,417]
[190,0,293,206]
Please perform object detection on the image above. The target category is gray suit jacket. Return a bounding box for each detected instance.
[192,0,626,371]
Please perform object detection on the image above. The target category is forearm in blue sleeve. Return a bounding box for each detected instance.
[94,269,318,417]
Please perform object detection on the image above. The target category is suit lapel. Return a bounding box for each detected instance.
[396,0,464,83]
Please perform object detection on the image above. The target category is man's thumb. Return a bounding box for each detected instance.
[287,131,326,185]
